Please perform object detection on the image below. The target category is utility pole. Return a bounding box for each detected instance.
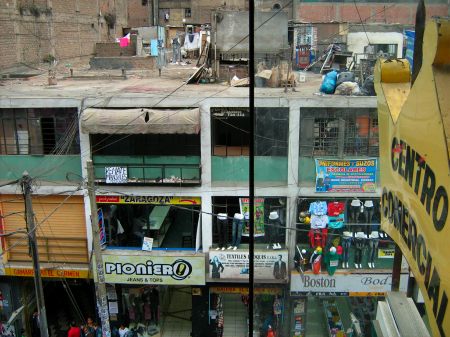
[86,160,111,337]
[21,172,49,337]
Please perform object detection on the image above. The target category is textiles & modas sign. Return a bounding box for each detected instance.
[208,250,288,281]
[315,159,377,193]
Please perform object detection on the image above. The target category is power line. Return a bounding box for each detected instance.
[353,0,371,45]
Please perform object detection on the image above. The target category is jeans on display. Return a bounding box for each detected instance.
[341,236,352,263]
[231,218,243,247]
[217,219,228,248]
[354,237,365,264]
[368,238,379,263]
[364,207,374,235]
[266,219,281,245]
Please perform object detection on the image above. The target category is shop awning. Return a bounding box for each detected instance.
[80,108,200,134]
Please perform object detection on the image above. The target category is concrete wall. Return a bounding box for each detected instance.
[347,31,404,58]
[95,42,136,57]
[89,56,155,69]
[0,0,128,71]
[295,3,448,24]
[216,11,289,53]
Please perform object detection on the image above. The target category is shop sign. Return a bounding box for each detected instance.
[211,107,249,119]
[290,272,408,295]
[210,287,283,295]
[4,267,89,279]
[239,198,265,237]
[375,20,450,337]
[101,254,205,285]
[105,166,127,184]
[378,248,395,259]
[314,159,377,193]
[96,195,201,205]
[208,250,288,281]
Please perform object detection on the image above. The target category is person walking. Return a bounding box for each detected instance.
[68,321,81,337]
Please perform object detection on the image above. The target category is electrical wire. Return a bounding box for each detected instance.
[353,0,371,44]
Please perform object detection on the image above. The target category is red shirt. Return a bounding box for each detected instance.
[68,327,81,337]
[327,202,345,216]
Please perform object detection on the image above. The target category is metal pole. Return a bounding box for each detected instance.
[87,160,111,337]
[21,172,49,337]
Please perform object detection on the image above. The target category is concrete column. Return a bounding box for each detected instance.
[201,192,213,251]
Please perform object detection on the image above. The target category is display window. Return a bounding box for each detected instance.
[109,285,193,337]
[289,296,381,337]
[212,197,287,250]
[295,197,394,271]
[209,287,285,337]
[97,203,200,249]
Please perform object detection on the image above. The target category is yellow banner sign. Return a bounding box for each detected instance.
[4,267,89,279]
[210,287,282,295]
[378,249,395,259]
[101,254,205,285]
[96,195,201,205]
[375,18,450,337]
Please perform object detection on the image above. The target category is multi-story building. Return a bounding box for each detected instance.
[0,74,410,337]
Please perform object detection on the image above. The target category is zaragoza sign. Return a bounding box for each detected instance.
[375,18,450,337]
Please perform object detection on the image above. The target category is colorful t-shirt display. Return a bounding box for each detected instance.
[328,214,345,229]
[309,201,328,215]
[327,201,345,216]
[310,214,329,229]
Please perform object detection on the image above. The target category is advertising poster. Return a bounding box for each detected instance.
[315,159,377,193]
[97,209,106,245]
[208,250,288,281]
[102,254,205,285]
[239,197,265,237]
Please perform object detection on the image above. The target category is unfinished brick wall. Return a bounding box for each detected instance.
[0,0,128,71]
[128,0,153,27]
[95,42,136,57]
[295,3,449,24]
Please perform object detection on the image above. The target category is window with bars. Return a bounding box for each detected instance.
[0,108,80,155]
[299,108,378,157]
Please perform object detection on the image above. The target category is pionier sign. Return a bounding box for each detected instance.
[375,19,450,337]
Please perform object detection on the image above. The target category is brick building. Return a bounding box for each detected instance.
[127,0,153,28]
[0,0,128,71]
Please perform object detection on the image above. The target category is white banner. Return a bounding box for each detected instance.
[208,250,288,281]
[290,271,408,295]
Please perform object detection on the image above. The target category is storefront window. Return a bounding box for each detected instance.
[295,197,394,270]
[212,197,286,250]
[98,203,200,249]
[209,287,285,337]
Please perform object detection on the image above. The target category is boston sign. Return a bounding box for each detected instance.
[290,272,408,295]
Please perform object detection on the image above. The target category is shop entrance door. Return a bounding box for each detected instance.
[222,294,247,337]
[161,286,192,337]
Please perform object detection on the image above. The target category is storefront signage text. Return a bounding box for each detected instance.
[315,158,377,193]
[381,138,449,335]
[101,254,205,285]
[290,272,408,294]
[4,267,89,279]
[96,195,201,205]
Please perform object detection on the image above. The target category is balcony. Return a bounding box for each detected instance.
[93,155,201,186]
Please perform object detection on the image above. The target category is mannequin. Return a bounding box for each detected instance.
[367,231,379,268]
[268,211,282,249]
[229,213,244,250]
[325,246,340,276]
[353,232,366,269]
[350,198,364,235]
[341,231,352,269]
[364,200,374,237]
[310,247,322,274]
[216,213,228,250]
[149,287,159,325]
